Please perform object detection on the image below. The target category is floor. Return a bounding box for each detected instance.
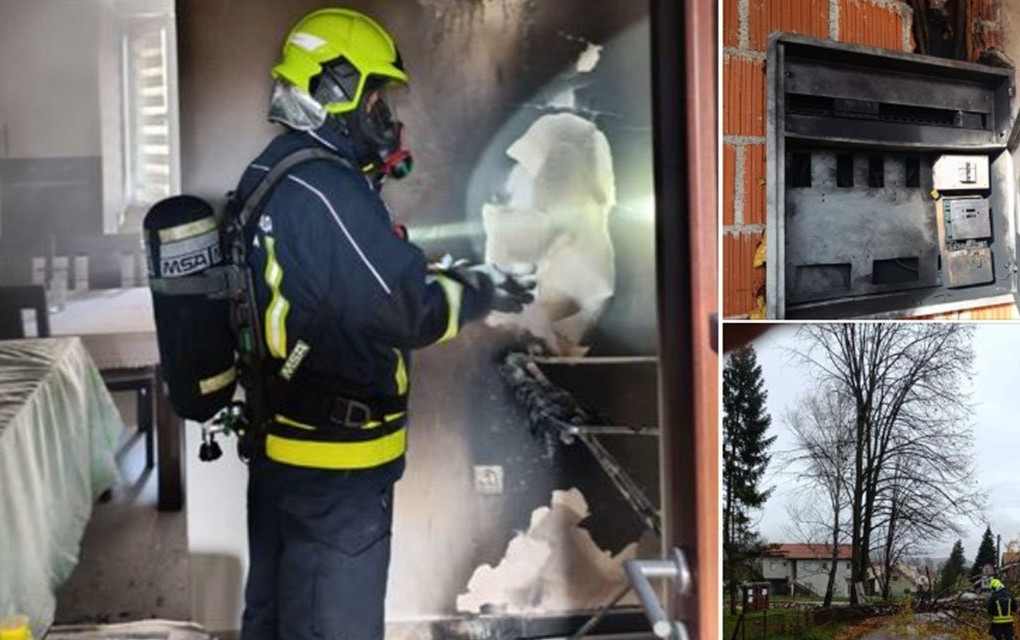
[45,392,655,638]
[53,392,190,625]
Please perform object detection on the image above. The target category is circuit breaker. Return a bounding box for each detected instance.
[766,35,1018,319]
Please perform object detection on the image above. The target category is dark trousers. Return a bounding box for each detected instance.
[241,458,396,640]
[992,623,1015,640]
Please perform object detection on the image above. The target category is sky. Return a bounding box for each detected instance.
[739,323,1020,562]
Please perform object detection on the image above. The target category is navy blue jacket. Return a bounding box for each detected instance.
[989,588,1018,623]
[233,124,491,438]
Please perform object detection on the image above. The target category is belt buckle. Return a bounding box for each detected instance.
[328,398,372,429]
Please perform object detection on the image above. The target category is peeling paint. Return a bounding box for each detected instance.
[482,113,616,356]
[558,31,604,74]
[576,42,603,73]
[546,87,576,110]
[455,488,638,614]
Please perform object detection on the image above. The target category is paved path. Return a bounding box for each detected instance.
[858,617,957,640]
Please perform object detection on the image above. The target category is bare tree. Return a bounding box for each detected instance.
[785,384,854,606]
[870,424,984,599]
[793,323,983,605]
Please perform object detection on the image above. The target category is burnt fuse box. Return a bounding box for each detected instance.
[940,195,994,289]
[935,155,994,289]
[766,35,1018,318]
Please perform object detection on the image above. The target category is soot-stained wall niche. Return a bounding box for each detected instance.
[766,35,1018,319]
[178,1,659,635]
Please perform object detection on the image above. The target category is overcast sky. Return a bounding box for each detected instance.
[740,323,1020,561]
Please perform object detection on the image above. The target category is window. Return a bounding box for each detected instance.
[124,22,172,209]
[118,15,178,231]
[822,562,829,570]
[770,562,776,570]
[100,3,178,235]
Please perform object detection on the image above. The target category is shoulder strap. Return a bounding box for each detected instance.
[150,147,354,299]
[235,147,354,250]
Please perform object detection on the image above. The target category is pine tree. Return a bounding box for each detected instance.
[971,526,998,578]
[938,540,966,593]
[723,345,776,614]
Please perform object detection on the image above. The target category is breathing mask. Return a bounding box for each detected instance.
[312,60,413,180]
[352,86,413,180]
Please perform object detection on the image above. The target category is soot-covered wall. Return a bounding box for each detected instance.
[178,1,659,634]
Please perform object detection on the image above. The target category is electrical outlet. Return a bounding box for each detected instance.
[474,465,504,495]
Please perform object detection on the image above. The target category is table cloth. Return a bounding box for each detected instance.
[0,338,124,637]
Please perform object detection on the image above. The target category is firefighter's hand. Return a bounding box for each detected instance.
[469,263,537,313]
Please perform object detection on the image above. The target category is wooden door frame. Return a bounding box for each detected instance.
[651,0,719,637]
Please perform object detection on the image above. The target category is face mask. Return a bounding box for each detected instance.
[359,91,413,179]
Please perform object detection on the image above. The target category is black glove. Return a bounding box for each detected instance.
[467,264,537,313]
[431,256,537,314]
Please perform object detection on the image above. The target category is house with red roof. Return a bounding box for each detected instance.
[759,543,853,599]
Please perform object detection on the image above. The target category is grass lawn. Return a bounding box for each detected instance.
[770,595,851,604]
[723,608,846,640]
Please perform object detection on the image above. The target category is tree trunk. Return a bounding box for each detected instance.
[850,410,866,605]
[824,511,840,607]
[724,438,736,615]
[860,465,879,601]
[881,477,901,602]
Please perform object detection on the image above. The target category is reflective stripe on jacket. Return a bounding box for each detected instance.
[989,590,1016,624]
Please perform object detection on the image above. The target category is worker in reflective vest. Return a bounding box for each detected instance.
[988,578,1017,640]
[237,8,536,640]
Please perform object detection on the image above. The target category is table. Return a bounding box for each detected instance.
[0,338,124,637]
[48,287,184,512]
[49,287,155,336]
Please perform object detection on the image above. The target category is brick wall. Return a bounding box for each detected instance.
[723,0,1016,319]
[968,0,1003,60]
[723,0,914,318]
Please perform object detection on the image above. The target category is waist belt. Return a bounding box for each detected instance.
[993,616,1014,624]
[268,376,407,431]
[263,377,409,470]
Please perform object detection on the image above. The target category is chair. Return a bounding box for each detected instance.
[73,255,90,292]
[103,367,155,469]
[0,284,154,468]
[0,285,50,339]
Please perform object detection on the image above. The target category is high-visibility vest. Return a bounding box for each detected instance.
[993,597,1014,624]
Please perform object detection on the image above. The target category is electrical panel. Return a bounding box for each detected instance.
[766,35,1017,318]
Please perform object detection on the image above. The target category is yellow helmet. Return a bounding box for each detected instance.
[992,578,1005,590]
[272,8,408,114]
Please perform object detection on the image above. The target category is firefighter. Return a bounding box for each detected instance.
[235,8,535,640]
[989,578,1017,640]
